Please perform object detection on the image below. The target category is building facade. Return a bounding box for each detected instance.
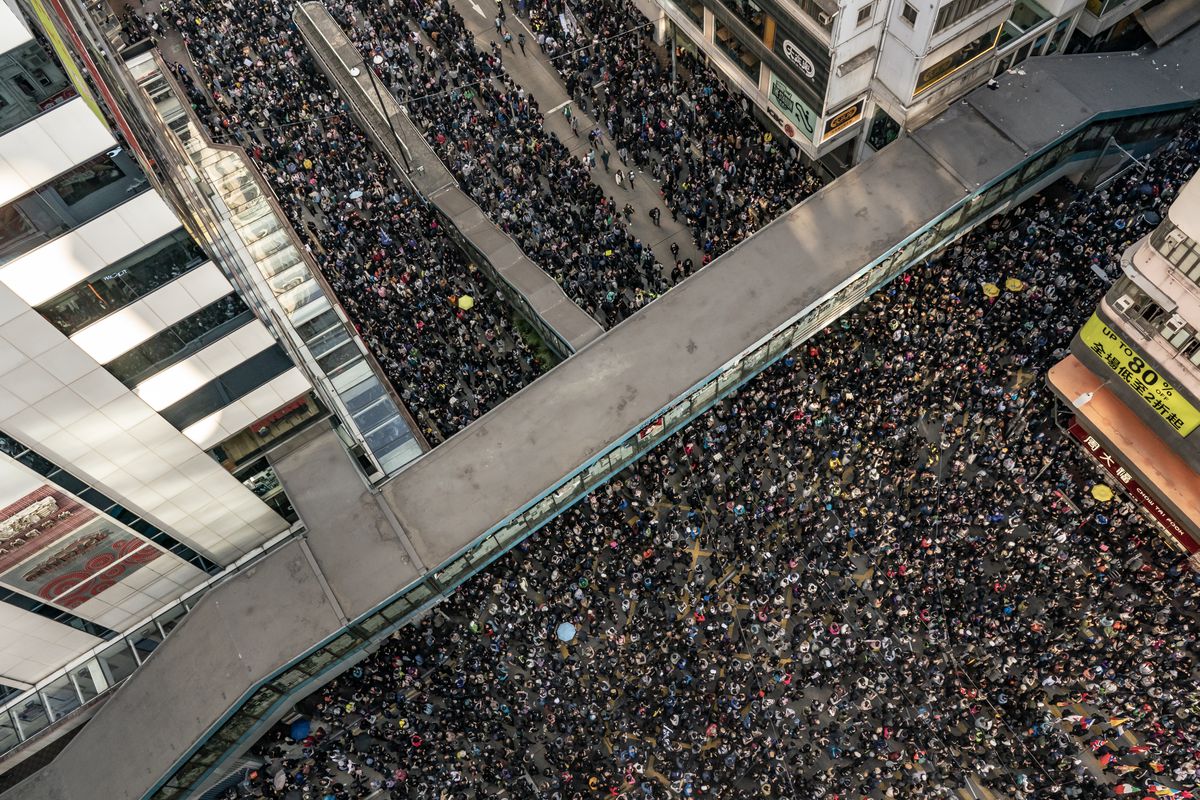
[0,0,334,728]
[1050,173,1200,563]
[650,0,1183,169]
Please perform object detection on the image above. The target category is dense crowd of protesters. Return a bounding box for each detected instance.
[127,0,831,339]
[122,0,544,442]
[231,108,1200,798]
[319,0,667,326]
[533,0,825,263]
[322,0,827,320]
[123,2,1200,797]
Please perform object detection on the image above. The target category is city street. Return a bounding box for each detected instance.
[243,119,1200,799]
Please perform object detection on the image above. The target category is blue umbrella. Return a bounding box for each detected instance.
[290,718,311,741]
[556,622,577,642]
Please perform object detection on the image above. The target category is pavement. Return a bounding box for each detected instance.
[446,1,704,276]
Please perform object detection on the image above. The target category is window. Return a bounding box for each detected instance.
[158,345,295,430]
[0,148,148,266]
[1151,220,1200,283]
[1046,17,1071,53]
[790,0,835,30]
[1139,301,1166,326]
[676,0,705,25]
[40,675,81,721]
[296,307,342,342]
[934,0,994,32]
[106,294,253,387]
[0,39,74,137]
[38,228,208,335]
[857,3,874,25]
[714,20,761,78]
[717,0,767,36]
[902,2,919,24]
[914,26,1000,95]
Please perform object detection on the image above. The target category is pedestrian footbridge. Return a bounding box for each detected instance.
[6,24,1200,800]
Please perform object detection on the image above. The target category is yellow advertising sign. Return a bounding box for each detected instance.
[26,0,103,122]
[1080,313,1200,436]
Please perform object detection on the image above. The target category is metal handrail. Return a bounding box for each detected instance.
[0,525,301,764]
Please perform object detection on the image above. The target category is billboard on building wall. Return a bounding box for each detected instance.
[765,71,817,144]
[821,98,866,143]
[0,517,162,609]
[1079,313,1200,435]
[0,484,93,572]
[0,461,164,610]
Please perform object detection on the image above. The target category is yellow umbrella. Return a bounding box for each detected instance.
[1005,277,1025,292]
[457,295,475,311]
[982,283,1000,298]
[1091,484,1114,502]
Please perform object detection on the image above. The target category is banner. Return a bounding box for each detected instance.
[0,485,92,572]
[1079,313,1200,436]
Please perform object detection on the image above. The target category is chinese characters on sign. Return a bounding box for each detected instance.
[1079,313,1200,435]
[1068,419,1199,553]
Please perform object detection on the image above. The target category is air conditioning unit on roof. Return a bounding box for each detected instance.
[1111,294,1134,314]
[1164,313,1188,335]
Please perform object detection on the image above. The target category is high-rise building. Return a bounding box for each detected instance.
[648,0,1192,170]
[1049,172,1200,566]
[0,0,324,709]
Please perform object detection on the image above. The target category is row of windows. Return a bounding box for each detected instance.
[1149,219,1200,283]
[676,0,828,100]
[158,345,294,431]
[0,148,149,266]
[0,431,221,575]
[714,19,762,78]
[0,601,202,756]
[106,294,253,387]
[0,38,73,138]
[37,228,207,336]
[0,584,116,640]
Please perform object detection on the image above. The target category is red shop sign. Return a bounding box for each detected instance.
[1068,418,1199,553]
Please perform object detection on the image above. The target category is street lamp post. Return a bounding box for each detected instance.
[354,55,411,173]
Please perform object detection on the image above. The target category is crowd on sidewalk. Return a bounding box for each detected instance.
[532,0,825,263]
[125,0,833,343]
[122,0,544,442]
[321,0,668,327]
[232,114,1200,799]
[325,0,829,322]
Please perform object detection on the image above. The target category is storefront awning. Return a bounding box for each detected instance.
[1136,0,1200,46]
[1048,355,1200,553]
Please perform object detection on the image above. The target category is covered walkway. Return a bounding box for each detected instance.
[295,3,605,355]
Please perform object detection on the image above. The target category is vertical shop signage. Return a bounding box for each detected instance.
[766,72,817,143]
